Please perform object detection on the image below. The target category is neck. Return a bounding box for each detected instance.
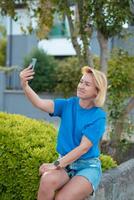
[79,98,95,109]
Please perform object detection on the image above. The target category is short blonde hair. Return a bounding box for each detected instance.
[81,66,107,107]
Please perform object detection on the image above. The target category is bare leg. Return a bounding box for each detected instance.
[37,169,70,200]
[55,175,93,200]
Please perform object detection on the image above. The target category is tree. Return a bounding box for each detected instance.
[130,0,134,15]
[107,50,134,144]
[0,0,134,144]
[0,1,133,70]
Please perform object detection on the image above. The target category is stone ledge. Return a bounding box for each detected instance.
[86,159,134,200]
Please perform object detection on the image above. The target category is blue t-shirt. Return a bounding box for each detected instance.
[50,97,106,159]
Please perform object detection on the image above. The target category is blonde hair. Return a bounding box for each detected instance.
[81,66,107,107]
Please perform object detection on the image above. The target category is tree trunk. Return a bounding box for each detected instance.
[113,97,134,143]
[97,30,108,74]
[86,45,94,67]
[65,1,94,68]
[130,0,134,14]
[65,13,83,64]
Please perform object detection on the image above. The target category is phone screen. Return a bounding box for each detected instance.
[30,58,37,70]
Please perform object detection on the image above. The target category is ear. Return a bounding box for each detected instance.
[93,94,97,98]
[94,89,98,97]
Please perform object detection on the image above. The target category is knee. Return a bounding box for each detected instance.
[39,172,58,190]
[55,192,68,200]
[55,194,63,200]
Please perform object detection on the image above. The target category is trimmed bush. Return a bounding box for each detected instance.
[0,112,58,200]
[100,154,117,172]
[0,112,117,200]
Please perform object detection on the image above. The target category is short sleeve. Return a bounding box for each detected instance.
[82,118,106,145]
[49,98,66,117]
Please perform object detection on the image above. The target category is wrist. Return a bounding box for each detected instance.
[53,160,62,169]
[22,82,28,90]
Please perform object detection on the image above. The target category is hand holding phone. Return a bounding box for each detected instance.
[29,58,37,70]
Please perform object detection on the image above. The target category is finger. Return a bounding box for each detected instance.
[39,165,45,172]
[21,67,30,72]
[27,65,33,70]
[24,69,35,75]
[27,76,34,80]
[24,71,35,77]
[22,72,35,79]
[23,66,33,72]
[22,76,33,82]
[20,71,34,78]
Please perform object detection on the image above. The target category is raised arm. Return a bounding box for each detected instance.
[19,66,54,114]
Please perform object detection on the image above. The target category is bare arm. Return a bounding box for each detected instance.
[39,136,92,174]
[19,66,54,114]
[58,136,93,168]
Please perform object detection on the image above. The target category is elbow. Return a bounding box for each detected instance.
[83,147,90,154]
[79,142,93,154]
[79,145,90,154]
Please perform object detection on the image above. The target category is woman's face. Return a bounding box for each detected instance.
[77,73,98,100]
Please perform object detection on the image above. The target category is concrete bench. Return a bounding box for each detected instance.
[86,159,134,200]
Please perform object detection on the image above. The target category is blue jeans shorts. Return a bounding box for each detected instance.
[63,157,102,194]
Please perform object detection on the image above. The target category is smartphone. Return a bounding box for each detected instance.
[29,58,37,70]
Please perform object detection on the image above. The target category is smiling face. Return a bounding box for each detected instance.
[77,73,98,101]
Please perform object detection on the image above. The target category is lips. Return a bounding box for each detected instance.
[77,89,85,94]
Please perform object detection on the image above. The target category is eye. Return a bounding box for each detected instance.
[85,83,90,86]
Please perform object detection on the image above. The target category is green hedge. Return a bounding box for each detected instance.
[0,112,58,200]
[100,154,117,172]
[0,112,117,200]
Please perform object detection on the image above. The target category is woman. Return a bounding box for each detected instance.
[20,66,107,200]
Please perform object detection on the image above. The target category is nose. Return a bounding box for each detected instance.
[79,81,85,87]
[78,84,84,90]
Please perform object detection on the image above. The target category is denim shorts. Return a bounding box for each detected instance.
[63,157,102,193]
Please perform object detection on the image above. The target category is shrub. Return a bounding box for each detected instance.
[0,112,58,200]
[0,112,117,200]
[55,57,81,97]
[0,38,7,66]
[100,154,117,172]
[23,48,58,92]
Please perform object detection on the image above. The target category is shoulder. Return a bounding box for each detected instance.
[54,96,77,107]
[66,96,78,104]
[90,107,106,124]
[94,107,106,118]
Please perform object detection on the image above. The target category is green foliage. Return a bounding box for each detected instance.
[100,154,117,172]
[0,38,6,65]
[90,0,133,38]
[107,50,134,141]
[0,1,26,20]
[23,48,58,92]
[1,0,133,67]
[107,50,134,120]
[55,57,81,97]
[0,112,58,200]
[0,25,7,66]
